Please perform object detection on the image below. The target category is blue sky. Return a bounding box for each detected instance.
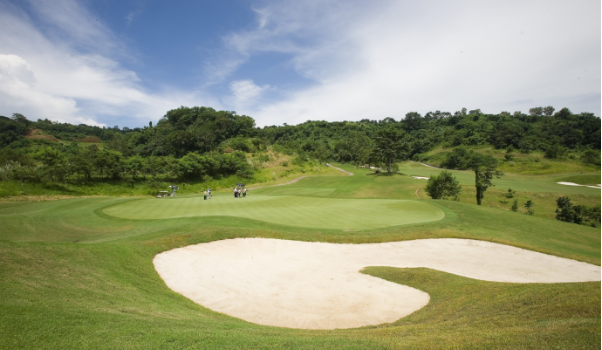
[0,0,599,128]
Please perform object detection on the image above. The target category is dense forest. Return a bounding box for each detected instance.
[0,105,600,186]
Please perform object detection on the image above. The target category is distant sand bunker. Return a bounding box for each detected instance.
[154,238,601,330]
[557,181,601,189]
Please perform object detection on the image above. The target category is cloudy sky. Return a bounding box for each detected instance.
[0,0,599,128]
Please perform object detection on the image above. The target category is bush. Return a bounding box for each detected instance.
[555,196,601,227]
[524,200,534,215]
[425,170,461,200]
[581,149,600,166]
[441,147,474,170]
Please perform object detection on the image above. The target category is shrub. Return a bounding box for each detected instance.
[556,196,601,227]
[425,170,461,200]
[524,200,534,215]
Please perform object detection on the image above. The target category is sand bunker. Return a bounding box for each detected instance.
[557,181,601,189]
[154,238,601,330]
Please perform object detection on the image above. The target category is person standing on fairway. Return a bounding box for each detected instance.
[243,187,247,197]
[203,190,207,200]
[208,188,212,199]
[234,187,237,198]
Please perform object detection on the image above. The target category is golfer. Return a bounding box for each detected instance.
[208,188,212,199]
[234,187,238,198]
[203,190,207,200]
[243,187,247,197]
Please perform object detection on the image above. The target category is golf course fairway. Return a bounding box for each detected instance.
[1,164,600,349]
[103,195,445,230]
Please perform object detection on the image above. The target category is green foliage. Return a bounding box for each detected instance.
[334,130,373,166]
[506,188,515,198]
[441,146,475,170]
[504,146,515,161]
[581,149,600,166]
[373,125,409,172]
[425,170,461,200]
[0,116,28,147]
[472,154,503,205]
[555,196,601,227]
[511,199,518,212]
[1,106,599,197]
[524,199,534,215]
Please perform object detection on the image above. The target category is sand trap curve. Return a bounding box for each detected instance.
[154,238,601,330]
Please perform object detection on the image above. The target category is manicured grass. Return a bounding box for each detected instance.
[103,195,445,230]
[0,166,599,349]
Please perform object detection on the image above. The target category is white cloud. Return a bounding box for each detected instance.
[225,79,272,114]
[0,0,220,127]
[221,0,600,126]
[0,54,91,124]
[230,80,270,101]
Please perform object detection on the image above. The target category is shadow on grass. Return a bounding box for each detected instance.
[360,266,600,348]
[41,182,76,193]
[366,172,407,177]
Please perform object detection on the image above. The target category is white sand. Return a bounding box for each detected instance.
[154,238,601,330]
[557,181,601,189]
[412,176,429,180]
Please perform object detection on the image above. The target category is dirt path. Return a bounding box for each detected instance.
[328,164,354,176]
[247,164,353,191]
[246,176,308,191]
[419,162,442,169]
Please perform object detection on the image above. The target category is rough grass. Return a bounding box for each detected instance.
[423,146,599,175]
[397,162,600,221]
[0,163,599,349]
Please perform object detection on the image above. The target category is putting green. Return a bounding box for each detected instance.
[103,195,445,230]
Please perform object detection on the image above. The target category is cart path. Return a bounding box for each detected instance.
[246,176,309,191]
[247,165,353,191]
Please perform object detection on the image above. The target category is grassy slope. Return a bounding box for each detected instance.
[423,146,600,175]
[397,162,600,220]
[0,164,599,349]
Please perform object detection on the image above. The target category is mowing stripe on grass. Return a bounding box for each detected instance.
[103,195,445,230]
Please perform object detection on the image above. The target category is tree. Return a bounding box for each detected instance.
[342,130,373,166]
[402,112,424,131]
[555,196,576,222]
[556,197,600,227]
[542,106,555,116]
[373,126,409,173]
[511,199,518,212]
[11,113,30,127]
[524,200,534,215]
[504,146,514,162]
[581,149,600,166]
[529,107,543,116]
[471,154,503,205]
[35,147,67,181]
[425,170,461,200]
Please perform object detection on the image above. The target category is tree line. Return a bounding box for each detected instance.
[0,105,599,185]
